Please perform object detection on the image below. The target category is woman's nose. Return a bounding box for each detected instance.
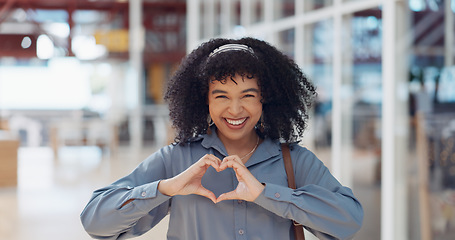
[228,100,243,115]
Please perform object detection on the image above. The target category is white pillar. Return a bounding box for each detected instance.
[221,0,233,35]
[295,0,314,150]
[394,1,411,239]
[264,0,276,44]
[381,1,397,239]
[294,0,305,68]
[241,0,252,27]
[341,14,354,188]
[331,0,346,183]
[203,0,215,38]
[129,0,144,152]
[187,0,200,52]
[382,1,410,239]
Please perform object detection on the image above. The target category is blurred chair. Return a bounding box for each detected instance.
[86,119,118,156]
[50,119,85,157]
[50,118,117,158]
[7,115,42,147]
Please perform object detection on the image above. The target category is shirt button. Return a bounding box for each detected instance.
[238,229,244,235]
[275,192,281,198]
[141,192,147,197]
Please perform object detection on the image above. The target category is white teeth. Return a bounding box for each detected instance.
[226,118,246,125]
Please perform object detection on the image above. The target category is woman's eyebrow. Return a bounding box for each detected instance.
[242,88,260,93]
[211,89,227,94]
[211,88,260,95]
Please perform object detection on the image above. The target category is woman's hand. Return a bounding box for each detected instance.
[157,154,265,204]
[216,155,265,203]
[158,154,222,203]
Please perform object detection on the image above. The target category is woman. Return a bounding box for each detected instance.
[80,37,363,240]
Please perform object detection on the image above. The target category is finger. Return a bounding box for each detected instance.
[219,155,239,170]
[205,153,222,162]
[206,158,222,172]
[196,187,217,203]
[199,154,222,171]
[221,159,259,187]
[220,157,245,172]
[223,155,242,163]
[216,190,239,203]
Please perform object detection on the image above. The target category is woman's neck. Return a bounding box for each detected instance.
[217,130,260,162]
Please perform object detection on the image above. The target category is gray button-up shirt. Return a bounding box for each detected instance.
[81,131,363,240]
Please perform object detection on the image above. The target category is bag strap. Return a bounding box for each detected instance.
[281,144,306,240]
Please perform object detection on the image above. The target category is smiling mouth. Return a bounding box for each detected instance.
[225,118,247,126]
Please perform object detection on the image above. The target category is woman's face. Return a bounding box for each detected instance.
[208,74,262,143]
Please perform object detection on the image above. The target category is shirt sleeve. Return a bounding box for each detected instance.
[80,147,173,240]
[253,147,364,240]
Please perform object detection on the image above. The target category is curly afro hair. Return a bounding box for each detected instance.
[164,37,317,144]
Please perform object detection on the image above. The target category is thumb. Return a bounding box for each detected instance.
[196,187,217,203]
[216,191,238,203]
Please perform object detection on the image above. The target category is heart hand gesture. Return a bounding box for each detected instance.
[157,154,265,203]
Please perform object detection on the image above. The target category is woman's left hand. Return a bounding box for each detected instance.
[216,155,265,203]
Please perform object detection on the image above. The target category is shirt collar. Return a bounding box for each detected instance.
[201,127,228,156]
[200,126,282,166]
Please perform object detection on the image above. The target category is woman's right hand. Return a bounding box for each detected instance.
[157,154,222,203]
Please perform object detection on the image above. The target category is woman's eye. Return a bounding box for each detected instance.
[244,94,256,98]
[215,95,228,99]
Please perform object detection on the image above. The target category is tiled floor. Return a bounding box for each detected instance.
[1,145,382,240]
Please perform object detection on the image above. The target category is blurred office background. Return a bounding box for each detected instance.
[0,0,454,239]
